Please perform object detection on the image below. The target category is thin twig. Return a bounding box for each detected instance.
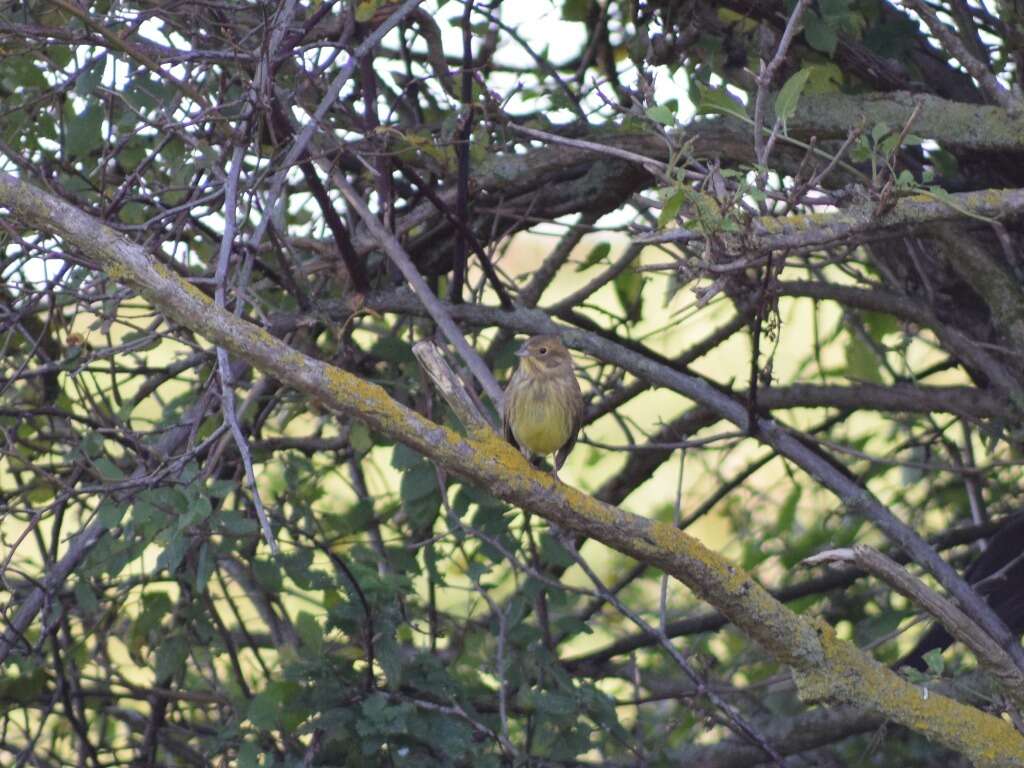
[249,0,427,250]
[753,0,813,171]
[507,123,669,176]
[334,175,505,410]
[518,214,596,307]
[898,0,1019,111]
[214,145,277,554]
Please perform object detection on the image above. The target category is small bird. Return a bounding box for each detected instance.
[502,335,584,477]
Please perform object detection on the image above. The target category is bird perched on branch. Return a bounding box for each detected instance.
[502,335,583,478]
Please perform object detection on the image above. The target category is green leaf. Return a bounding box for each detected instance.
[97,498,127,529]
[49,46,73,69]
[375,631,404,688]
[195,541,213,593]
[371,336,414,364]
[613,268,644,323]
[219,510,259,536]
[323,499,375,539]
[74,579,99,616]
[295,611,323,655]
[930,148,959,179]
[133,592,172,639]
[154,634,188,681]
[871,121,891,143]
[780,524,835,569]
[121,329,160,351]
[178,494,212,530]
[645,104,675,126]
[775,485,801,534]
[252,558,283,594]
[349,422,373,453]
[358,692,410,737]
[123,74,176,113]
[849,135,873,163]
[237,742,260,768]
[400,460,441,531]
[0,111,27,150]
[575,241,611,272]
[392,443,422,470]
[74,55,106,96]
[853,609,907,646]
[156,532,189,574]
[804,62,843,94]
[741,537,770,570]
[923,648,945,675]
[2,55,48,90]
[406,495,441,532]
[561,0,589,22]
[580,684,629,742]
[658,189,686,228]
[0,667,47,704]
[844,335,883,383]
[862,310,900,342]
[400,462,437,502]
[880,132,907,157]
[803,12,838,56]
[248,688,281,729]
[409,711,474,760]
[280,548,315,587]
[532,720,589,761]
[896,169,915,188]
[696,85,748,119]
[66,104,104,159]
[470,497,512,546]
[521,687,578,717]
[81,430,104,458]
[92,457,124,481]
[774,67,812,130]
[819,0,851,17]
[539,533,574,567]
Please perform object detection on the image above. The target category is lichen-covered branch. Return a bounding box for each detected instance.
[805,545,1024,710]
[639,187,1024,253]
[790,92,1024,152]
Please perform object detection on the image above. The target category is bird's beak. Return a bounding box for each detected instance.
[514,344,529,358]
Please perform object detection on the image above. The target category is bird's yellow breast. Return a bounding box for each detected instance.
[507,378,574,456]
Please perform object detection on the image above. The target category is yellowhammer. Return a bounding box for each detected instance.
[502,335,583,476]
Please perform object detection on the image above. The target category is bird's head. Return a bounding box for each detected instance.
[515,335,573,375]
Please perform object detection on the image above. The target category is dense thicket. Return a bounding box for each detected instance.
[4,0,1024,765]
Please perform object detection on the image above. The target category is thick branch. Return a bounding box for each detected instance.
[638,187,1024,251]
[789,92,1024,152]
[567,517,1015,670]
[805,545,1024,709]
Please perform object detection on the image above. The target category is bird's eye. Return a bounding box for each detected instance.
[538,347,548,355]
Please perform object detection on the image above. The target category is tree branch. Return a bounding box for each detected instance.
[805,545,1024,709]
[638,187,1024,252]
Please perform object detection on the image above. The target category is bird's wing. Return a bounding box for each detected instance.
[555,375,585,471]
[502,379,519,450]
